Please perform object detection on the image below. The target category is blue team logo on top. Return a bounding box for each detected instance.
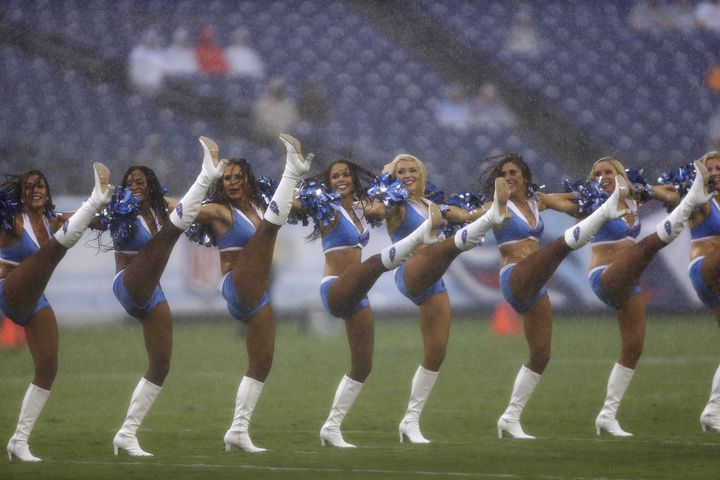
[176,202,184,218]
[389,246,396,263]
[573,226,580,242]
[269,200,279,215]
[461,229,468,245]
[664,220,672,235]
[62,221,68,234]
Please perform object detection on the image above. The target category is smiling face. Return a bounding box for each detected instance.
[126,169,150,205]
[329,162,355,198]
[394,158,422,195]
[705,154,720,192]
[591,159,620,194]
[22,173,49,212]
[498,161,528,198]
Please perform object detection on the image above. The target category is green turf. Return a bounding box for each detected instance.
[1,314,719,479]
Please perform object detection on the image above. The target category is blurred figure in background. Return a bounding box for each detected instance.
[164,27,198,77]
[696,0,720,33]
[435,84,473,132]
[474,82,516,130]
[4,164,112,462]
[628,0,672,34]
[195,26,228,76]
[252,78,299,144]
[226,27,265,79]
[128,29,168,96]
[505,6,542,56]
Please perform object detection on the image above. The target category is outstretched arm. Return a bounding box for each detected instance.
[537,192,581,217]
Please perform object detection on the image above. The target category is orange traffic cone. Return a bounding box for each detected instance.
[491,303,523,336]
[0,316,26,348]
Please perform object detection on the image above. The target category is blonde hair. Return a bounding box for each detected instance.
[699,151,720,165]
[587,156,631,186]
[382,154,427,200]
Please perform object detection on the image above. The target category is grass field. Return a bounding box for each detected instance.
[1,313,719,479]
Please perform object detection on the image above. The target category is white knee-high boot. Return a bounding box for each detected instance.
[264,134,312,226]
[113,377,162,456]
[399,366,438,444]
[564,175,629,250]
[497,365,541,439]
[595,363,635,437]
[701,364,720,432]
[454,177,510,251]
[381,216,433,269]
[54,162,112,248]
[657,160,712,243]
[169,137,228,230]
[224,376,267,453]
[7,383,50,462]
[320,375,363,448]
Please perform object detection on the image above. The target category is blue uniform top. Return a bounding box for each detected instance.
[389,199,429,243]
[216,206,260,252]
[0,213,51,265]
[322,204,369,253]
[493,200,544,246]
[114,210,158,253]
[591,200,640,244]
[691,198,720,241]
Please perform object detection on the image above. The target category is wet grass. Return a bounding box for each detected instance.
[1,313,719,479]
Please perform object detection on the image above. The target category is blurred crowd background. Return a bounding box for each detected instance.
[2,0,720,198]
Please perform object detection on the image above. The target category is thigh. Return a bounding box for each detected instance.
[402,243,456,295]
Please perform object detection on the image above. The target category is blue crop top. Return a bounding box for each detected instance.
[216,206,260,252]
[493,200,544,246]
[115,211,158,253]
[0,214,51,265]
[691,198,720,241]
[591,200,640,244]
[389,200,429,243]
[322,204,369,253]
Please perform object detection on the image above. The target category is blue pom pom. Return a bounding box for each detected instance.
[445,191,486,212]
[366,173,408,208]
[0,190,20,232]
[290,180,341,227]
[424,181,445,204]
[658,162,695,198]
[97,186,141,248]
[563,178,608,214]
[625,168,652,202]
[185,219,215,247]
[257,176,278,206]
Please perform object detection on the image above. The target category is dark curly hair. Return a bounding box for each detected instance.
[479,153,534,198]
[121,166,169,223]
[305,159,377,242]
[1,169,56,218]
[205,158,266,211]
